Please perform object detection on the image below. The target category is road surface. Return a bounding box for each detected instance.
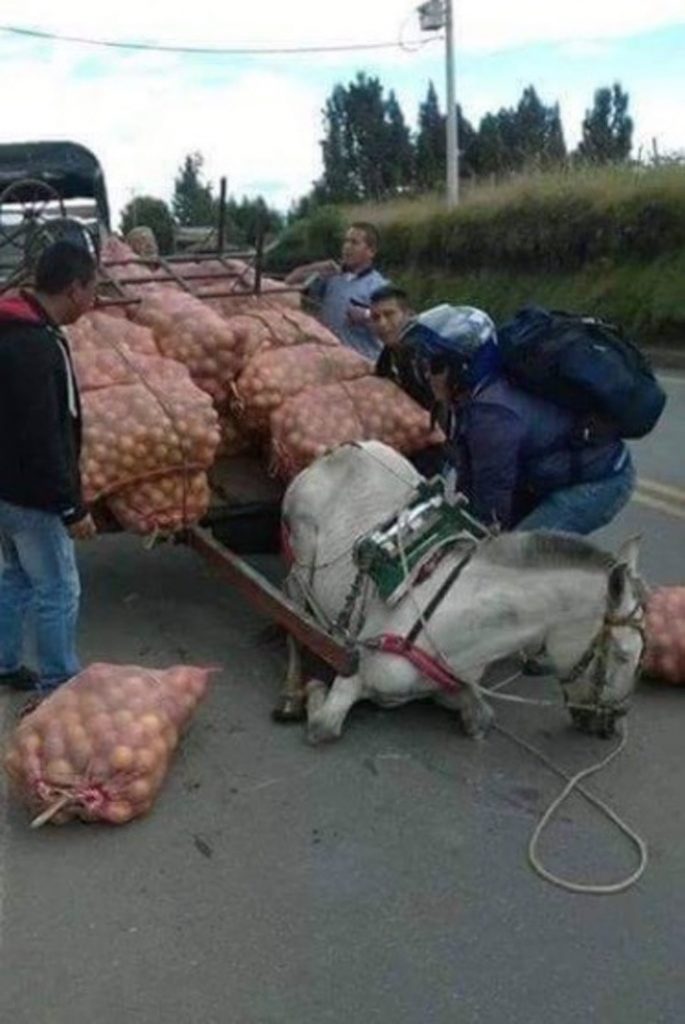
[1,376,684,1024]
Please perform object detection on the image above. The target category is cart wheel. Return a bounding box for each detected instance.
[0,178,66,278]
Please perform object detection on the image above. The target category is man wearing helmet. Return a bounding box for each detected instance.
[399,305,635,534]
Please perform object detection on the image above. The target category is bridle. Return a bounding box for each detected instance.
[560,572,647,726]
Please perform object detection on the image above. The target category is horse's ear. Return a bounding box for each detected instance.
[607,563,628,612]
[616,535,641,575]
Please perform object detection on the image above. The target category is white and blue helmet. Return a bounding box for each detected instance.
[400,304,497,367]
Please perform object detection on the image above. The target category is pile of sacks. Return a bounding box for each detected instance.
[73,240,442,534]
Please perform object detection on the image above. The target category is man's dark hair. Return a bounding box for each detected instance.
[35,241,97,295]
[350,221,380,253]
[370,284,410,307]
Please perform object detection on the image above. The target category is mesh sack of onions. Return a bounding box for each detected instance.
[66,311,159,365]
[225,309,339,376]
[233,343,372,434]
[80,356,219,505]
[100,237,167,303]
[3,663,214,826]
[107,471,211,535]
[184,257,300,314]
[642,587,685,685]
[133,289,244,403]
[269,377,445,479]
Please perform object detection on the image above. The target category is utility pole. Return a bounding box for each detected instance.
[444,0,459,207]
[418,0,459,207]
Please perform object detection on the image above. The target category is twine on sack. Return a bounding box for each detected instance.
[25,667,186,828]
[84,331,204,534]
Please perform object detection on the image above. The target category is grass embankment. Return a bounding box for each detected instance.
[268,165,685,343]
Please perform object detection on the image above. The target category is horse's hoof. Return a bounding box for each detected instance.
[306,715,340,746]
[271,694,306,723]
[461,702,495,740]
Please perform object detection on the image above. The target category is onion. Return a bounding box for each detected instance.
[102,800,136,825]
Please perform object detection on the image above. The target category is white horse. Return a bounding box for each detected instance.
[278,441,645,743]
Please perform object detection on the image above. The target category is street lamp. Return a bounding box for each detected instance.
[418,0,459,208]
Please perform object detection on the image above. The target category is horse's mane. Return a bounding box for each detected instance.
[478,530,615,573]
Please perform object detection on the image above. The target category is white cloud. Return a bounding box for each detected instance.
[0,45,324,221]
[0,2,683,220]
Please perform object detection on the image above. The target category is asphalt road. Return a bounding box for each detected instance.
[1,377,685,1024]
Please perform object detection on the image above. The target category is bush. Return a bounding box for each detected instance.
[395,249,685,343]
[271,165,685,342]
[371,166,685,272]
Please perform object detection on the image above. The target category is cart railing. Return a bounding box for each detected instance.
[94,236,301,309]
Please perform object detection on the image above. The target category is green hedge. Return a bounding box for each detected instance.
[266,165,685,342]
[395,249,685,344]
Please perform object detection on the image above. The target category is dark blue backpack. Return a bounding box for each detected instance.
[497,307,666,440]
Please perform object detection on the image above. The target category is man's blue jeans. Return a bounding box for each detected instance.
[0,499,81,691]
[516,459,635,536]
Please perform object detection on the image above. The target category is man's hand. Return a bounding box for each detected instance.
[316,259,341,279]
[285,259,340,286]
[68,513,97,541]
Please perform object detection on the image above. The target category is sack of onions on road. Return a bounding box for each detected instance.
[3,663,215,827]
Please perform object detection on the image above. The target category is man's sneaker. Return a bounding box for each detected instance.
[0,666,40,691]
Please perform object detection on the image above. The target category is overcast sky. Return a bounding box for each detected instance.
[1,1,683,222]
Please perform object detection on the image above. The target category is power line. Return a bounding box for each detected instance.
[0,23,437,56]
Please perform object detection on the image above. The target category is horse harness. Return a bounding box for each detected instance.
[286,503,646,704]
[560,580,647,710]
[362,555,646,708]
[361,545,477,694]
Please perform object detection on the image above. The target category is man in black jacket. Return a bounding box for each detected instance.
[371,285,447,478]
[0,241,97,694]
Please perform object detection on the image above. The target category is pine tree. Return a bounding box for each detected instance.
[385,90,415,193]
[318,73,416,202]
[172,152,215,226]
[577,83,633,163]
[416,82,445,190]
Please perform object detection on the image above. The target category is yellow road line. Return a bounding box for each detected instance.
[637,477,685,506]
[633,477,685,521]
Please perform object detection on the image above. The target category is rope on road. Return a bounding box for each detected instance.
[494,717,648,895]
[393,527,648,893]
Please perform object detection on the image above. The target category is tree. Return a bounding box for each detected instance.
[319,84,357,203]
[318,73,415,203]
[513,86,566,167]
[576,83,633,164]
[225,196,284,245]
[172,152,215,226]
[415,82,445,190]
[471,111,510,176]
[471,87,566,176]
[119,195,175,253]
[456,105,479,180]
[385,90,415,193]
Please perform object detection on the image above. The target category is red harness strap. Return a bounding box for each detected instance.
[280,521,295,566]
[372,633,463,695]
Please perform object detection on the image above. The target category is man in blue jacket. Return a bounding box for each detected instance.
[0,240,97,695]
[399,305,635,534]
[285,222,387,359]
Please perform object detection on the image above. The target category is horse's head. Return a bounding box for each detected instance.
[561,538,646,738]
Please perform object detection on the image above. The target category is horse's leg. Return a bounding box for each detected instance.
[434,678,494,739]
[272,633,306,722]
[306,673,363,744]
